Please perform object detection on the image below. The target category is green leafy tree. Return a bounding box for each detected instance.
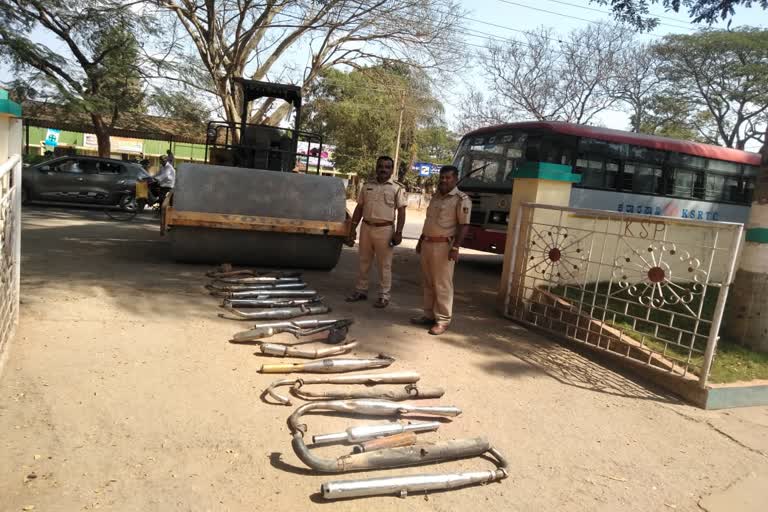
[0,1,146,156]
[402,125,458,191]
[638,94,712,141]
[651,28,768,149]
[304,65,445,188]
[592,0,766,30]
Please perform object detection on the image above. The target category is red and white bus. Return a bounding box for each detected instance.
[454,121,760,254]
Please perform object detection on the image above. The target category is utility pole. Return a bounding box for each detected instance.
[393,92,405,177]
[724,125,768,352]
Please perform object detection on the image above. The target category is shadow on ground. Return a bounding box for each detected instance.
[21,205,678,404]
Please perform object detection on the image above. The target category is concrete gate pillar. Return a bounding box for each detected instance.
[497,162,580,311]
[0,89,23,161]
[0,88,23,375]
[723,165,768,352]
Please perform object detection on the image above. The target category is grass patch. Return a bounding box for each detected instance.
[549,282,768,384]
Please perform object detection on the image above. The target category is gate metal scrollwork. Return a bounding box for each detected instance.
[504,203,743,387]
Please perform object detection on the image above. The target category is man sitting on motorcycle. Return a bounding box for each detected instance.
[153,155,176,205]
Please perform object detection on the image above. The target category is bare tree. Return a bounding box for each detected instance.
[613,43,663,132]
[152,0,464,127]
[462,23,634,127]
[455,89,507,133]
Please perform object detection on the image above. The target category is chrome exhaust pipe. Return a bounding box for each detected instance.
[232,318,352,342]
[321,448,508,499]
[264,371,421,406]
[289,399,468,473]
[216,276,302,284]
[293,435,488,473]
[216,289,319,299]
[259,340,358,359]
[207,281,307,292]
[223,297,322,308]
[294,384,444,402]
[218,304,330,321]
[260,355,395,374]
[288,400,461,430]
[312,420,441,445]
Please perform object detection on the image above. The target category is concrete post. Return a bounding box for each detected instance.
[723,141,768,352]
[0,88,22,375]
[497,162,580,311]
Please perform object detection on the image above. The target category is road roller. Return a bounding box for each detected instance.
[161,79,349,270]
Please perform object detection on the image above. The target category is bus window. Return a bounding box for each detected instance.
[744,175,756,203]
[527,134,574,165]
[620,163,633,191]
[503,147,523,181]
[705,174,741,202]
[575,158,604,188]
[470,137,485,151]
[670,169,695,198]
[707,159,742,174]
[578,138,625,159]
[455,131,525,190]
[468,159,503,185]
[482,137,505,154]
[629,146,665,165]
[606,162,619,189]
[625,162,663,194]
[693,171,706,199]
[670,153,707,170]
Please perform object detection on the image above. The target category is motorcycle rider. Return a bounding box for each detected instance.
[153,155,176,205]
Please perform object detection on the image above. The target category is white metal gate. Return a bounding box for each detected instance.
[503,203,743,387]
[0,153,21,363]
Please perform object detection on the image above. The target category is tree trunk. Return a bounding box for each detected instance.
[723,128,768,352]
[91,113,111,157]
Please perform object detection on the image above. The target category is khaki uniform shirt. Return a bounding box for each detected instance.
[357,179,407,222]
[423,187,472,237]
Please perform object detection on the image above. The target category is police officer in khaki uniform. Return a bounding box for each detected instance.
[346,156,407,308]
[411,165,472,335]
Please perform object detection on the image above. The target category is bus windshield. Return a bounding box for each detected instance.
[454,130,574,191]
[454,133,525,190]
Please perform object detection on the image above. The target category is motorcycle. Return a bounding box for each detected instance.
[106,176,167,221]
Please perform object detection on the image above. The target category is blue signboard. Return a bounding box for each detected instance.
[413,161,441,176]
[44,128,61,147]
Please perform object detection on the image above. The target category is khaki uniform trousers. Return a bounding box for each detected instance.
[355,223,394,300]
[420,241,455,326]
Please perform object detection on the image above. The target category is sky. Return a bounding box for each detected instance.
[3,0,768,140]
[449,0,768,134]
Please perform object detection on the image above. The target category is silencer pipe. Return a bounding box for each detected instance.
[259,341,358,358]
[312,420,441,445]
[264,371,421,406]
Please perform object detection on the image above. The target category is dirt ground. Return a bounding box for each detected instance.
[1,206,767,512]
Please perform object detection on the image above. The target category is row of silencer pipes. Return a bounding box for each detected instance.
[287,399,508,500]
[208,270,508,500]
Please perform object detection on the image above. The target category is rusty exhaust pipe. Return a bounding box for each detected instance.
[264,371,421,406]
